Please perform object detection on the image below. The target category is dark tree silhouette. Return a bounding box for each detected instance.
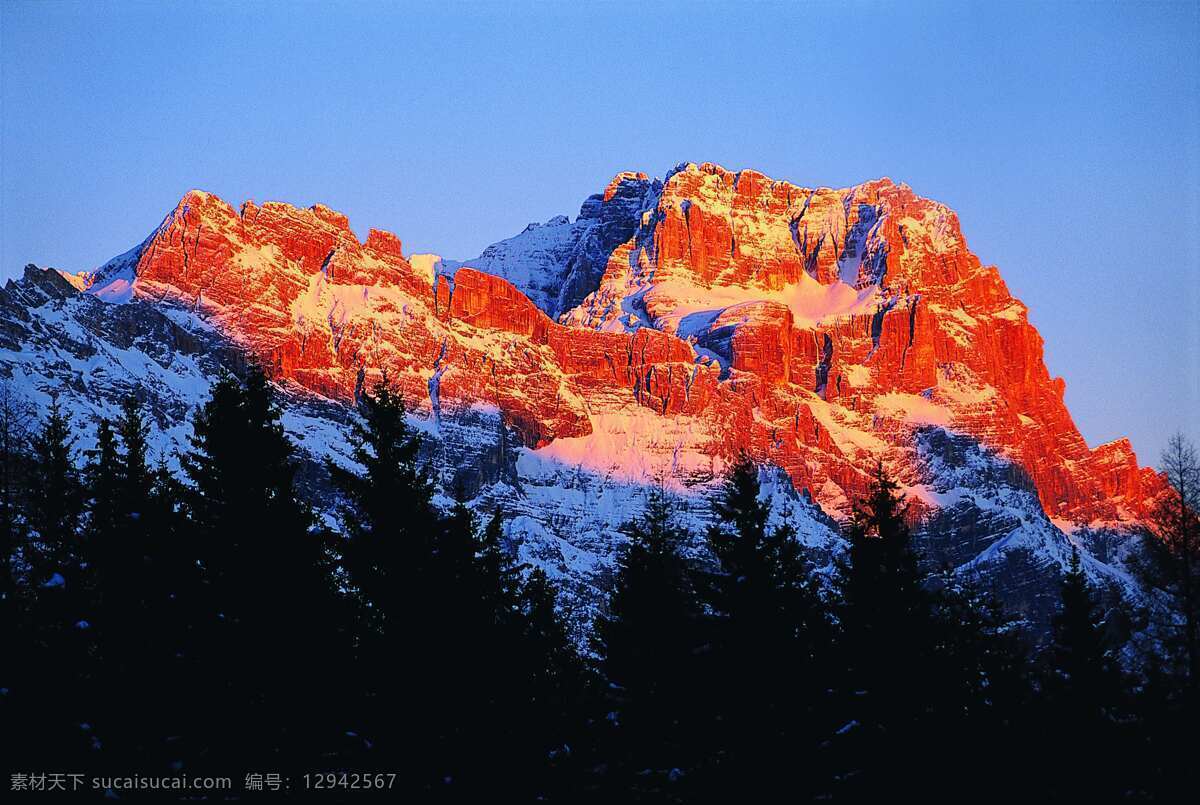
[1049,548,1121,713]
[1129,433,1200,798]
[182,369,348,772]
[699,454,835,799]
[9,400,91,772]
[831,462,941,799]
[1032,546,1130,797]
[84,419,121,547]
[329,381,588,799]
[0,382,34,631]
[593,482,706,796]
[0,382,34,758]
[81,397,193,769]
[328,379,436,630]
[1138,433,1200,688]
[26,400,84,575]
[326,379,441,783]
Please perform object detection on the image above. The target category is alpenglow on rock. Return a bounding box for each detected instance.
[1,161,1164,638]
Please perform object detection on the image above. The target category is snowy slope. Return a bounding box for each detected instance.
[437,172,659,318]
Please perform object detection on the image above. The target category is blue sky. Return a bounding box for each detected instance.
[2,0,1197,464]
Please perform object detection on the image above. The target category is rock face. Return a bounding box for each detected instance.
[1,161,1166,638]
[556,163,1160,524]
[79,165,1158,523]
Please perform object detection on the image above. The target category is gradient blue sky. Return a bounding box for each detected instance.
[2,0,1197,464]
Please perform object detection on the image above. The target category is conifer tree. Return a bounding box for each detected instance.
[477,508,524,621]
[440,496,483,598]
[456,505,526,729]
[1129,434,1200,798]
[701,455,834,798]
[11,400,91,771]
[115,394,153,520]
[933,570,1034,799]
[137,454,200,769]
[327,378,438,779]
[81,418,122,679]
[79,416,135,764]
[424,499,588,800]
[521,565,585,721]
[331,404,587,798]
[0,385,32,627]
[0,382,33,756]
[477,511,589,801]
[832,462,937,799]
[1035,547,1129,797]
[328,379,435,629]
[1138,433,1200,688]
[517,566,591,800]
[840,463,926,623]
[1050,547,1118,712]
[84,399,181,768]
[84,419,121,553]
[426,496,488,788]
[27,399,84,574]
[593,483,705,792]
[183,369,347,771]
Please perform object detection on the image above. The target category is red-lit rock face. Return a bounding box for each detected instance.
[84,164,1161,525]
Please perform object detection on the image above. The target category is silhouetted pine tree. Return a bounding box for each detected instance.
[329,380,437,625]
[10,400,92,771]
[84,419,121,546]
[699,454,835,800]
[428,496,490,791]
[932,570,1035,799]
[82,398,192,770]
[478,507,524,621]
[78,417,121,760]
[82,406,146,629]
[115,396,152,503]
[831,462,939,800]
[519,565,588,758]
[26,400,84,573]
[182,369,348,772]
[483,514,589,802]
[329,380,589,799]
[0,382,33,638]
[593,483,705,797]
[327,379,440,783]
[1137,434,1200,689]
[0,382,34,767]
[421,497,590,801]
[1121,434,1200,798]
[1035,547,1130,798]
[1049,548,1120,713]
[137,451,204,771]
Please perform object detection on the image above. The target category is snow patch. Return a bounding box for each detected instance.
[874,392,952,427]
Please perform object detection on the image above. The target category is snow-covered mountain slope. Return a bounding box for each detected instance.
[0,162,1168,639]
[435,171,658,319]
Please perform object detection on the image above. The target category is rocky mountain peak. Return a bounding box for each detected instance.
[0,162,1165,636]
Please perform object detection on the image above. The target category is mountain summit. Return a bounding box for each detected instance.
[3,162,1163,633]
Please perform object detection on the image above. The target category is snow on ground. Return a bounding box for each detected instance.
[524,407,721,487]
[874,392,953,427]
[407,253,442,287]
[633,273,883,337]
[842,364,872,387]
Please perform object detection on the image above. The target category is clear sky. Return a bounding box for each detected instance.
[2,0,1197,465]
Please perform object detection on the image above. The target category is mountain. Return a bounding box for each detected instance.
[1,162,1164,639]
